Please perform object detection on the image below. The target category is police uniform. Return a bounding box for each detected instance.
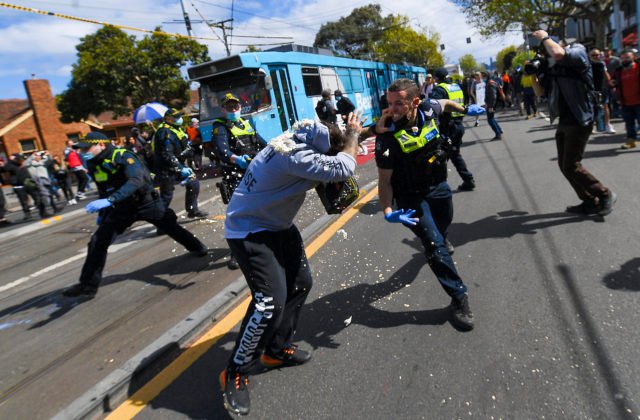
[430,80,476,189]
[375,99,468,301]
[153,111,204,217]
[64,136,207,297]
[211,116,265,203]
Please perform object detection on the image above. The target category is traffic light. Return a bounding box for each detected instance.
[466,37,471,44]
[440,44,445,51]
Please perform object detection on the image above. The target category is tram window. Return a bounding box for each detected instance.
[350,69,363,92]
[302,67,322,96]
[337,68,351,91]
[198,68,271,121]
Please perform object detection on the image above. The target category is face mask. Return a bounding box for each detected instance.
[623,60,633,68]
[174,117,184,126]
[335,96,342,101]
[82,152,95,161]
[227,110,241,121]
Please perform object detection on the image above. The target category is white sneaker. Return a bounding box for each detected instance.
[605,125,616,134]
[68,199,77,205]
[75,193,86,201]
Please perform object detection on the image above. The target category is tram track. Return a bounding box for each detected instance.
[0,237,229,405]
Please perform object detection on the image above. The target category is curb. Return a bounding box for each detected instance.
[53,180,378,420]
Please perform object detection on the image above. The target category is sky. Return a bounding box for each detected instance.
[0,0,524,100]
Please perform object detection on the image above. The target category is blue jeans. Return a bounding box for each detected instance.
[621,104,640,139]
[487,111,503,137]
[396,182,468,299]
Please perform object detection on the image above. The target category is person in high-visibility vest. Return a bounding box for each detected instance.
[153,108,208,220]
[430,67,476,191]
[210,93,267,270]
[375,78,485,332]
[62,132,208,298]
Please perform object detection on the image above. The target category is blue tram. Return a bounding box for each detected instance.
[187,46,427,142]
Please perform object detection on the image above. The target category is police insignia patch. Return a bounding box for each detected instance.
[127,158,135,165]
[213,128,219,135]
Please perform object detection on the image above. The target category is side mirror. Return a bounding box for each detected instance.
[264,75,273,90]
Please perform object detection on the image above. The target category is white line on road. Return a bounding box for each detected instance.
[0,196,222,296]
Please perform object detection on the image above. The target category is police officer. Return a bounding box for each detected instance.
[430,67,476,191]
[211,93,266,269]
[154,108,208,219]
[62,132,208,298]
[375,78,485,331]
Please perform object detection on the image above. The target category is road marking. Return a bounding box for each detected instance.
[106,186,380,419]
[0,196,222,295]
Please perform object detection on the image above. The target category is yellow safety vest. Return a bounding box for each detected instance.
[214,118,256,138]
[93,148,129,183]
[393,118,440,154]
[438,83,465,118]
[152,122,188,153]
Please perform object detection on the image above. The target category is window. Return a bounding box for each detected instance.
[199,68,273,121]
[302,67,322,96]
[337,68,351,91]
[19,139,36,153]
[67,133,80,141]
[350,68,364,92]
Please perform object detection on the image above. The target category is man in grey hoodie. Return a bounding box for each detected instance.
[219,113,365,416]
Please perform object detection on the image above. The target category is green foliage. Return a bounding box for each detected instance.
[242,45,262,53]
[58,26,209,122]
[374,16,444,68]
[458,54,478,74]
[495,45,519,72]
[454,0,613,48]
[511,50,536,72]
[314,4,395,59]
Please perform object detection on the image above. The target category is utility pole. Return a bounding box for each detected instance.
[179,0,192,37]
[209,19,234,56]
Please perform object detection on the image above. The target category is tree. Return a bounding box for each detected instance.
[454,0,613,49]
[495,45,519,73]
[58,26,209,122]
[374,16,444,68]
[458,54,478,74]
[314,4,395,59]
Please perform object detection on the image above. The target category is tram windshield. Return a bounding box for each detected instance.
[199,68,271,121]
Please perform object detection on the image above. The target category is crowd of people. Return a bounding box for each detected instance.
[0,29,633,416]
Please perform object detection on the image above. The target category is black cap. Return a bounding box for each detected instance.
[434,67,448,80]
[164,108,183,118]
[73,132,109,149]
[334,90,343,96]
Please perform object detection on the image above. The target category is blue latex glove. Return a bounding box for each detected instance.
[384,208,419,226]
[86,198,112,214]
[180,167,194,179]
[96,214,103,225]
[235,154,250,170]
[465,104,486,116]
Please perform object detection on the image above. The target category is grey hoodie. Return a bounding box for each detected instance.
[225,140,356,239]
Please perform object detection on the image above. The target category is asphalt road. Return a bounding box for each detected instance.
[132,110,639,419]
[2,109,640,419]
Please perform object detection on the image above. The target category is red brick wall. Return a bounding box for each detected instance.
[2,116,43,154]
[0,81,90,157]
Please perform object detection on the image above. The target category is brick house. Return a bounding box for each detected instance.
[0,79,92,160]
[0,78,200,161]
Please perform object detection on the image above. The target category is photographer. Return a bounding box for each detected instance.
[532,30,616,216]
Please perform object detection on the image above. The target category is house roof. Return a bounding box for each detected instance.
[0,99,30,130]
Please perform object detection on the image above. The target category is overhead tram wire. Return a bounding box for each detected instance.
[0,2,219,41]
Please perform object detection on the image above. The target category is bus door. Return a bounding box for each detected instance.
[269,67,298,132]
